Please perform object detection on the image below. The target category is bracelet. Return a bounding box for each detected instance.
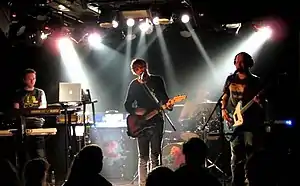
[221,108,226,110]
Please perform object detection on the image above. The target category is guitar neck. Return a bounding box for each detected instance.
[240,100,254,114]
[240,90,264,114]
[144,105,167,121]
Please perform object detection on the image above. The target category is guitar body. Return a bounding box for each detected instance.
[223,114,235,141]
[126,114,154,138]
[223,89,265,141]
[232,101,243,127]
[223,102,244,141]
[126,95,187,138]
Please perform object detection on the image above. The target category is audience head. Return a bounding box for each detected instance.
[70,144,104,176]
[146,166,174,186]
[23,158,49,186]
[246,150,275,185]
[182,138,207,165]
[0,159,20,186]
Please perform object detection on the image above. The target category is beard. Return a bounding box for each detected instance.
[237,67,245,73]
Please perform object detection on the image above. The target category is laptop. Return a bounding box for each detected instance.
[59,82,82,103]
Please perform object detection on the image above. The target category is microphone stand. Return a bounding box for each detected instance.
[141,74,177,166]
[200,72,236,186]
[142,83,177,132]
[82,89,97,146]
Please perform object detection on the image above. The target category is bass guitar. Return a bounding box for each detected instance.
[126,95,187,138]
[224,89,264,141]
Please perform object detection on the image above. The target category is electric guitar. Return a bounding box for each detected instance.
[224,89,264,141]
[126,95,187,138]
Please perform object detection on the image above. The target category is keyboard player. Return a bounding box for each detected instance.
[13,68,47,160]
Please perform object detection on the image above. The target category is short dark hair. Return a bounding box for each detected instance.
[130,58,148,75]
[24,68,36,78]
[182,138,207,160]
[23,158,49,184]
[234,52,254,68]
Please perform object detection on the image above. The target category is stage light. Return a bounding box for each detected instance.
[112,20,119,28]
[138,18,153,34]
[88,33,102,48]
[181,14,190,23]
[257,26,272,39]
[126,34,136,41]
[139,22,150,32]
[153,17,159,25]
[58,37,72,50]
[40,32,48,40]
[126,18,135,27]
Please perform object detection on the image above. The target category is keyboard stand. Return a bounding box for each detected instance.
[15,116,26,170]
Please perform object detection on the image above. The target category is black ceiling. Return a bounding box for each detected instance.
[0,0,294,47]
[3,0,293,25]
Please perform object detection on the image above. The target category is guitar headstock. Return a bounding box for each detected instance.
[257,89,265,97]
[171,95,187,103]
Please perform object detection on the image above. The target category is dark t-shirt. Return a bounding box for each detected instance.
[223,73,265,128]
[124,75,169,122]
[14,88,44,109]
[14,88,45,127]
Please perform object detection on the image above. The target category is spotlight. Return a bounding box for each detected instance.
[139,18,153,34]
[256,26,272,35]
[126,34,136,40]
[181,14,190,23]
[153,17,159,25]
[112,20,119,28]
[126,18,135,27]
[40,32,48,40]
[58,37,72,49]
[88,33,102,48]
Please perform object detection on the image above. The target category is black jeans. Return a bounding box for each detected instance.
[137,122,163,186]
[230,130,264,186]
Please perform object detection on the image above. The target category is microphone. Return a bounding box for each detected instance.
[233,70,238,75]
[228,70,238,82]
[140,71,146,81]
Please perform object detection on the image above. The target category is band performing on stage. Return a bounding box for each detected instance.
[0,53,292,186]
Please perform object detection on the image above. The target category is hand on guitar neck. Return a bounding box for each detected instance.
[165,99,175,110]
[134,99,175,116]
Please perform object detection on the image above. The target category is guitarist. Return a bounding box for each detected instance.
[221,52,266,186]
[124,58,173,186]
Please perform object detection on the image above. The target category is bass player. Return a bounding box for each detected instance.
[221,52,266,186]
[124,58,174,186]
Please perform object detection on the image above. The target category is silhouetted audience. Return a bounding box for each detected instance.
[0,159,21,186]
[146,166,174,186]
[63,144,112,186]
[23,158,49,186]
[246,150,276,186]
[174,138,221,186]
